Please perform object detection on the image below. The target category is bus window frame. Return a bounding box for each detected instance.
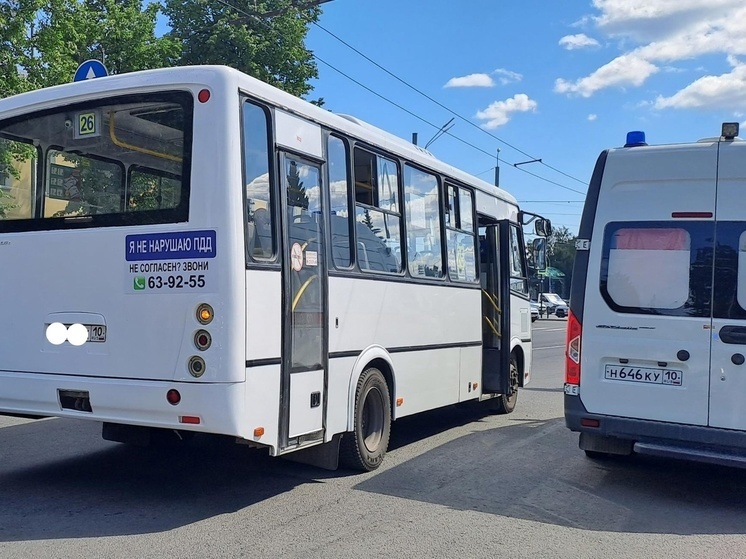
[0,91,194,233]
[351,143,405,277]
[126,165,183,212]
[326,132,355,271]
[241,96,279,267]
[44,145,127,217]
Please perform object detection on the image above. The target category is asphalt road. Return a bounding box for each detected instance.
[1,317,745,558]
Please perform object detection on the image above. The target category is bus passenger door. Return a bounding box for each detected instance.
[479,221,510,394]
[279,154,327,448]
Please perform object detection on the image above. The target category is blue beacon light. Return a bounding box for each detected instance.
[624,131,647,147]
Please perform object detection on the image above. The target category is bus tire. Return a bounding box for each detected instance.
[340,367,391,472]
[495,354,519,414]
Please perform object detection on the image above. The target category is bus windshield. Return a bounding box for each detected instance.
[0,91,193,232]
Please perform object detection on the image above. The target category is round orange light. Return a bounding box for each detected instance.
[196,303,213,325]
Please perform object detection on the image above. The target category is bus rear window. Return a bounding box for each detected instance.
[0,92,192,232]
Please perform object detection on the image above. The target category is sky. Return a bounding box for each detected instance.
[304,0,746,235]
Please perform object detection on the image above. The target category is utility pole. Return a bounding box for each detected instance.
[494,148,500,187]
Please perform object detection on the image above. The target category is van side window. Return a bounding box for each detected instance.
[600,221,714,316]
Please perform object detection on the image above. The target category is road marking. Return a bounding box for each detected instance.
[534,345,566,350]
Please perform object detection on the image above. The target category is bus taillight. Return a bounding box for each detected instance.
[565,310,582,386]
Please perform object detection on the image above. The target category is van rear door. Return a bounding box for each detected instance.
[709,139,746,429]
[580,143,717,426]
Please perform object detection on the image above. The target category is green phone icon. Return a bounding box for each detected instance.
[133,276,146,290]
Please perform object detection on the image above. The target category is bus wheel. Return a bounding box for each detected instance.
[495,355,519,414]
[340,367,391,472]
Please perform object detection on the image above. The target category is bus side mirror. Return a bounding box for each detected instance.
[532,237,547,271]
[534,218,552,237]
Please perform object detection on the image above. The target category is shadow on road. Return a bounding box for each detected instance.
[0,418,331,542]
[3,405,746,541]
[359,416,746,535]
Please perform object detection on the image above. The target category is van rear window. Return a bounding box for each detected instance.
[600,222,714,316]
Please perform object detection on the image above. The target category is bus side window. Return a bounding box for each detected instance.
[328,135,352,268]
[243,101,275,261]
[352,147,402,273]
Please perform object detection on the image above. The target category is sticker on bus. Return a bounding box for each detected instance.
[126,230,216,261]
[125,230,217,294]
[604,365,683,386]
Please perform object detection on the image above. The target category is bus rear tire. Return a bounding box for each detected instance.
[494,355,519,414]
[340,367,391,472]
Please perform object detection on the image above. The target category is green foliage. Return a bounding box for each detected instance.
[0,0,176,99]
[286,160,308,209]
[548,226,577,294]
[0,138,36,218]
[162,0,320,98]
[0,0,321,100]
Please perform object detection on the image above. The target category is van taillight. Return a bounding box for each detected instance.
[565,310,582,385]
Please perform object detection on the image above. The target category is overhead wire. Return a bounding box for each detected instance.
[210,0,587,197]
[312,21,588,187]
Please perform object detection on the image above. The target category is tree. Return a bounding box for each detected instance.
[0,0,176,99]
[286,160,308,209]
[162,0,320,97]
[548,226,576,296]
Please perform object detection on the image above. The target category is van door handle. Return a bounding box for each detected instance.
[719,326,746,345]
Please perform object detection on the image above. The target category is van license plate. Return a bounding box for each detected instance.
[604,365,682,386]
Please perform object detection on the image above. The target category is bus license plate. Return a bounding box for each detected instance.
[85,324,107,343]
[604,365,682,386]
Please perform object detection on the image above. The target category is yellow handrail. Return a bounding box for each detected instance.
[108,112,183,163]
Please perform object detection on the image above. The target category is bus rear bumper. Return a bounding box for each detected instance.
[0,370,249,439]
[565,394,746,467]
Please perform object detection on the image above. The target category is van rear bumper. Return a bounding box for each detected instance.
[565,394,746,463]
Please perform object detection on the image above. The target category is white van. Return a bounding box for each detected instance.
[565,123,746,467]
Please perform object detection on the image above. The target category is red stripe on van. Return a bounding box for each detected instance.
[612,228,689,250]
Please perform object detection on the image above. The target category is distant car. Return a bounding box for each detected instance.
[539,293,568,318]
[530,301,540,322]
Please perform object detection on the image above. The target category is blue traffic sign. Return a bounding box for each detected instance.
[73,60,109,82]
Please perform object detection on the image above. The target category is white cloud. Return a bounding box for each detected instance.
[592,0,740,40]
[555,54,659,97]
[556,0,746,103]
[559,34,600,50]
[493,68,523,85]
[444,73,495,88]
[475,94,538,129]
[655,58,746,109]
[588,114,598,121]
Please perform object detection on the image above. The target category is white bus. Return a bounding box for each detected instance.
[566,123,746,468]
[0,65,548,471]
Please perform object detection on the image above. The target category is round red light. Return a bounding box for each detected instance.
[166,389,181,405]
[198,89,211,103]
[198,334,209,346]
